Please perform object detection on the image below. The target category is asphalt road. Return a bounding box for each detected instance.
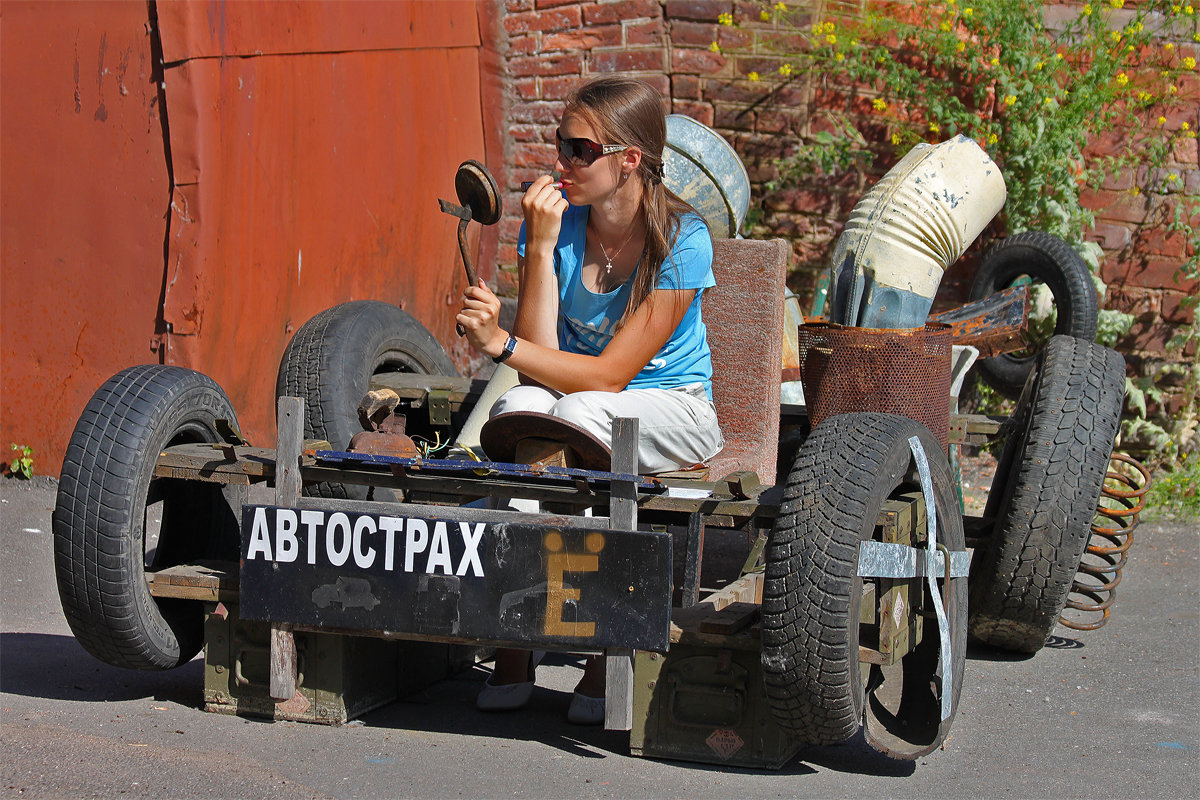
[2,476,1196,799]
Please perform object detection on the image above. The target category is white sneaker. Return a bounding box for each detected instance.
[475,651,544,712]
[566,691,605,725]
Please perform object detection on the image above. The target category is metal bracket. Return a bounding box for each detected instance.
[856,436,967,722]
[427,388,452,427]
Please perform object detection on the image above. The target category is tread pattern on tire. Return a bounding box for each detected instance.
[275,301,458,500]
[970,231,1099,398]
[761,412,963,745]
[53,365,238,670]
[969,335,1125,652]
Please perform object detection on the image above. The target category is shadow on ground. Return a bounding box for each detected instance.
[0,631,203,707]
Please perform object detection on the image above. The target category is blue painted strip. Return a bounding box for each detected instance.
[1156,742,1188,750]
[312,450,665,492]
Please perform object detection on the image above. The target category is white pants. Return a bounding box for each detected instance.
[491,383,724,475]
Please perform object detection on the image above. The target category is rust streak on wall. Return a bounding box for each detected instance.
[1,1,169,474]
[156,1,490,448]
[1,0,497,474]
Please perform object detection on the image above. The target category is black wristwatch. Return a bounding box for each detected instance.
[493,335,517,364]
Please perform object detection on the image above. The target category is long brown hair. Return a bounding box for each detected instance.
[564,77,706,329]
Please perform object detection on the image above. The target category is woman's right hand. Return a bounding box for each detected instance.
[521,175,567,259]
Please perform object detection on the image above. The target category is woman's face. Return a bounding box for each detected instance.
[555,113,627,206]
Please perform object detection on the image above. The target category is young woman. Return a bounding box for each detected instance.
[456,76,724,723]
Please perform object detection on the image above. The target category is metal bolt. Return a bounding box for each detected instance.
[647,681,656,690]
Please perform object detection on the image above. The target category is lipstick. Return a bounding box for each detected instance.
[521,181,564,191]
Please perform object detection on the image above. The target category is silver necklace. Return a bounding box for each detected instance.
[596,225,635,274]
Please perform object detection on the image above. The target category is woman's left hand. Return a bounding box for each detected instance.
[456,279,508,358]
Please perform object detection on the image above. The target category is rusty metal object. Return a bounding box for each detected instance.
[1060,452,1151,631]
[479,411,613,470]
[348,412,420,459]
[799,322,953,450]
[929,284,1031,359]
[358,388,402,430]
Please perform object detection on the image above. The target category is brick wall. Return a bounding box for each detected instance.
[494,0,1198,410]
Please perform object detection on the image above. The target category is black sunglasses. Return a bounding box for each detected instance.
[556,129,628,167]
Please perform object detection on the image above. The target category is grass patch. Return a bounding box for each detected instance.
[1143,451,1200,523]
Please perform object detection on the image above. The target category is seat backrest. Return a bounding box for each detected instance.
[702,238,789,484]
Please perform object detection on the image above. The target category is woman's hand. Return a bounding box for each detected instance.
[521,176,568,259]
[456,279,508,359]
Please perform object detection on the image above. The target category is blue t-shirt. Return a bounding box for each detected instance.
[518,203,716,398]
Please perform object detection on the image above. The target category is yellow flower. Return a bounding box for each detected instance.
[1188,4,1195,12]
[873,98,888,111]
[1127,44,1134,52]
[718,12,733,25]
[835,51,845,61]
[1184,121,1192,130]
[826,33,837,44]
[1044,96,1054,105]
[948,0,956,5]
[1130,21,1143,33]
[710,41,721,53]
[963,7,974,16]
[1109,30,1121,42]
[824,22,836,33]
[1005,94,1016,105]
[1082,3,1092,15]
[987,132,998,144]
[1035,61,1044,70]
[1169,85,1179,94]
[1158,115,1168,125]
[929,122,940,133]
[1185,56,1197,69]
[991,57,1000,66]
[1166,42,1176,52]
[1116,72,1129,85]
[1137,90,1151,101]
[1056,52,1064,60]
[1194,33,1200,42]
[957,41,967,52]
[761,10,770,21]
[775,2,787,10]
[748,71,760,82]
[940,20,953,31]
[1110,0,1124,7]
[779,63,793,76]
[1131,186,1141,196]
[1168,173,1180,182]
[851,39,858,46]
[1171,3,1181,11]
[891,132,902,145]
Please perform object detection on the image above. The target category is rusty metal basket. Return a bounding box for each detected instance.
[798,321,953,450]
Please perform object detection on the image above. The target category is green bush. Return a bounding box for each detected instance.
[723,0,1198,464]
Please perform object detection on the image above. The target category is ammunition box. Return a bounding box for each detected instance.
[203,603,476,724]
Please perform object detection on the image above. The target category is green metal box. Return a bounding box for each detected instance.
[630,624,802,769]
[203,603,472,724]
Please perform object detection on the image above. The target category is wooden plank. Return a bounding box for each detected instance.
[698,601,760,635]
[270,396,304,702]
[368,373,486,408]
[148,561,240,601]
[605,418,638,732]
[681,511,704,608]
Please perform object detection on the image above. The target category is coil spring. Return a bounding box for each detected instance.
[1059,452,1151,631]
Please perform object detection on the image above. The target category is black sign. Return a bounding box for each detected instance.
[239,505,672,652]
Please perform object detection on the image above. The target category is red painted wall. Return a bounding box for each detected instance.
[1,0,506,475]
